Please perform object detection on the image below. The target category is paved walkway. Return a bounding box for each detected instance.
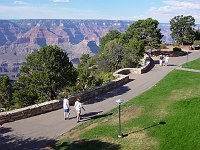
[176,66,200,73]
[1,50,200,149]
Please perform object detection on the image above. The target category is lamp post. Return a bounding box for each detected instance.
[116,99,124,138]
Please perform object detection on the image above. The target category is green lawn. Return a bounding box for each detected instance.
[182,58,200,70]
[53,70,200,150]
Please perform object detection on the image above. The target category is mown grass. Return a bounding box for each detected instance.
[182,58,200,70]
[53,70,200,150]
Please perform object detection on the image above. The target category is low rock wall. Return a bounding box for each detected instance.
[113,55,152,75]
[0,74,129,125]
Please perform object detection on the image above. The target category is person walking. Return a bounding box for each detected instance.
[159,54,164,66]
[165,55,169,66]
[148,48,152,57]
[63,95,70,120]
[74,97,85,123]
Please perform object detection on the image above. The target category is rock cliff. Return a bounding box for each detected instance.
[0,19,173,79]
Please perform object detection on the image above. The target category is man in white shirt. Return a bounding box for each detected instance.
[74,97,85,123]
[63,95,70,120]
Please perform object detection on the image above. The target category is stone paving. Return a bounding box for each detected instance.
[176,66,200,73]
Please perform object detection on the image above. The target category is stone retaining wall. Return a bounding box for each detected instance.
[113,55,152,75]
[0,55,152,125]
[0,74,129,125]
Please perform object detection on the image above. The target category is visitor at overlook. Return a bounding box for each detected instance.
[165,55,169,66]
[63,95,70,120]
[159,54,164,66]
[74,97,85,123]
[147,48,152,56]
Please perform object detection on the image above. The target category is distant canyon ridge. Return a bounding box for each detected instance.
[0,19,173,79]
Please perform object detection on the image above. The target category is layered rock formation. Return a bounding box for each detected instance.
[0,19,174,79]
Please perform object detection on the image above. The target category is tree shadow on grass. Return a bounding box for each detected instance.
[123,121,166,137]
[0,126,55,150]
[54,139,121,150]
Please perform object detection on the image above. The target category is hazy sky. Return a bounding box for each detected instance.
[0,0,200,23]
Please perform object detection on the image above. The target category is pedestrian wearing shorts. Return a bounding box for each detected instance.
[159,54,164,66]
[74,97,85,123]
[63,95,70,120]
[165,55,169,66]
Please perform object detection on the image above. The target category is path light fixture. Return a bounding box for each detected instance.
[116,99,124,138]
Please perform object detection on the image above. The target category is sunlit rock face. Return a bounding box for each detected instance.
[0,19,176,76]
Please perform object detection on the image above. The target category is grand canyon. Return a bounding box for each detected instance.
[0,19,173,80]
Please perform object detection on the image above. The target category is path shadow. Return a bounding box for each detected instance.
[154,60,159,65]
[82,111,103,118]
[123,121,166,137]
[80,112,113,122]
[166,64,177,66]
[84,85,131,105]
[0,127,55,150]
[144,57,155,73]
[0,126,13,134]
[152,50,191,57]
[53,138,121,150]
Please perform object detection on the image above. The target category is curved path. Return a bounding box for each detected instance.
[1,50,200,149]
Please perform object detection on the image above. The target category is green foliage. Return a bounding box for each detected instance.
[160,43,167,49]
[193,40,200,45]
[194,29,200,40]
[13,45,77,108]
[121,37,144,68]
[97,39,124,72]
[99,30,121,52]
[0,76,12,111]
[76,54,100,91]
[97,18,162,72]
[122,18,163,47]
[71,54,114,93]
[173,46,182,52]
[192,40,200,50]
[170,15,196,45]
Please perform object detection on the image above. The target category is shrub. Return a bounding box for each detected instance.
[193,40,200,45]
[160,43,167,49]
[192,40,200,50]
[173,47,182,52]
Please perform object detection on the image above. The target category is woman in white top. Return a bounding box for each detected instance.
[165,55,169,66]
[74,97,85,123]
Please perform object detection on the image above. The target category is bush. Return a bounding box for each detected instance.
[160,43,167,49]
[193,40,200,45]
[173,47,182,52]
[145,46,152,51]
[192,40,200,50]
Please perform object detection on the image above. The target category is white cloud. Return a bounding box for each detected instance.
[13,0,27,5]
[147,0,200,23]
[52,0,69,3]
[0,5,95,20]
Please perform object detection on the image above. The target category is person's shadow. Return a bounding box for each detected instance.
[79,111,113,122]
